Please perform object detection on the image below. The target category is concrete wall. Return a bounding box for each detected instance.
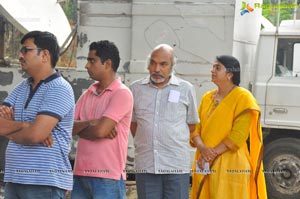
[76,0,235,100]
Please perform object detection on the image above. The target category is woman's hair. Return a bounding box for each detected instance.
[216,55,240,86]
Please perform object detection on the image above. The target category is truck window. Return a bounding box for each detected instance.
[275,38,300,77]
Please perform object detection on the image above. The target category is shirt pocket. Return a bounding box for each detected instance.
[163,100,187,123]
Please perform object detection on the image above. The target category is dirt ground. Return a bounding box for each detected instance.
[126,181,138,199]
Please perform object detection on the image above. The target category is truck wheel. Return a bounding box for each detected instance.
[263,138,300,199]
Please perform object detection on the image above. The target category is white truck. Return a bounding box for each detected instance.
[0,0,299,198]
[75,0,300,198]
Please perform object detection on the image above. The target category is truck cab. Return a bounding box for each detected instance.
[254,20,300,199]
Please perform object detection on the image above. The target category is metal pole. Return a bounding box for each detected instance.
[293,0,297,22]
[0,16,5,61]
[276,0,281,32]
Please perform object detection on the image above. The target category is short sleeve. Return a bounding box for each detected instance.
[38,84,75,121]
[3,81,26,107]
[102,89,133,123]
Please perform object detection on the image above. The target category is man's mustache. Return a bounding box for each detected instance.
[150,72,164,78]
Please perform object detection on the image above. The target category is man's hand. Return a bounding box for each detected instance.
[105,128,117,139]
[42,135,54,147]
[0,106,14,120]
[75,117,117,139]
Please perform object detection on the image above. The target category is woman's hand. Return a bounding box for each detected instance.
[197,156,206,170]
[199,145,218,162]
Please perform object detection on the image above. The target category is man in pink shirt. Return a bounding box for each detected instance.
[71,40,133,199]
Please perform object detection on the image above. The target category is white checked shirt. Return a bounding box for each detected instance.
[130,74,199,174]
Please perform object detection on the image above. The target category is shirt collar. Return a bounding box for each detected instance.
[27,70,61,84]
[88,77,121,95]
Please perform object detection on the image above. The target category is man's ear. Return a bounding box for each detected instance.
[104,59,112,70]
[41,49,50,63]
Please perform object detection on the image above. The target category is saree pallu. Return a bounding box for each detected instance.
[190,87,267,199]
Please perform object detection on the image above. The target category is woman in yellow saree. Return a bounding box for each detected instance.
[190,55,267,199]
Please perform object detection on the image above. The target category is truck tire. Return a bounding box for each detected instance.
[263,138,300,199]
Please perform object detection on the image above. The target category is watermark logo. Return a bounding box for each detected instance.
[241,1,300,16]
[240,2,255,16]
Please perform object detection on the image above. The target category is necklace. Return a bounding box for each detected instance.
[206,85,236,118]
[206,92,219,118]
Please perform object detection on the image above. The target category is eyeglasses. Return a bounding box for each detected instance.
[20,47,43,54]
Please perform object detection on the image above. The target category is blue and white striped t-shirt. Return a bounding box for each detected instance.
[3,71,75,190]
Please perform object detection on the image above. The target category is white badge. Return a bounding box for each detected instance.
[168,90,180,103]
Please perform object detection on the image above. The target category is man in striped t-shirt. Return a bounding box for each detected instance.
[0,31,75,199]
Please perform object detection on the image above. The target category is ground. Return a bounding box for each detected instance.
[126,181,138,199]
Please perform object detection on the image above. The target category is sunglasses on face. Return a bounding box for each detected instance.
[20,47,43,54]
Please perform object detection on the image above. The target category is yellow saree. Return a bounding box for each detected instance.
[190,87,267,199]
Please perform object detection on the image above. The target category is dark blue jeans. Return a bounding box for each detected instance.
[71,176,126,199]
[4,183,66,199]
[136,173,190,199]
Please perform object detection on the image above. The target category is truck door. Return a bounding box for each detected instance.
[265,37,300,127]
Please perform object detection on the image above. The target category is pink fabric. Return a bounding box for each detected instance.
[73,78,133,180]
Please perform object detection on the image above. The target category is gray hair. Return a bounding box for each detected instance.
[146,44,177,69]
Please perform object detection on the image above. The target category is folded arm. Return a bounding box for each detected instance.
[73,116,117,140]
[0,117,28,136]
[5,114,58,145]
[0,105,27,136]
[0,106,57,145]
